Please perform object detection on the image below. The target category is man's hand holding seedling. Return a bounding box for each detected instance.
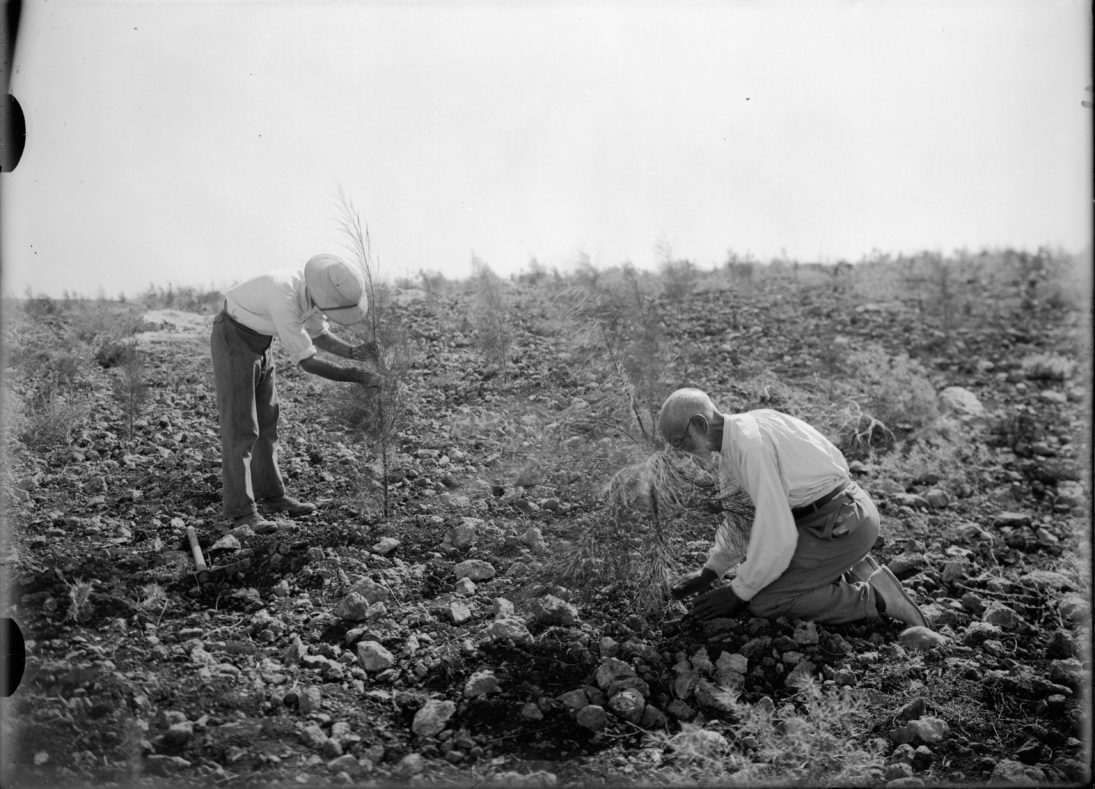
[690,585,744,619]
[670,567,717,600]
[349,341,379,363]
[356,370,383,389]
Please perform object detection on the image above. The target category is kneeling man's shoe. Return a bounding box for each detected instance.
[869,566,930,629]
[259,496,317,518]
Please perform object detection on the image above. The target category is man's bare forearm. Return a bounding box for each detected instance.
[299,355,373,384]
[313,333,354,359]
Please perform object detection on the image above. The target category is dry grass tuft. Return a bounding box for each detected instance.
[651,676,885,786]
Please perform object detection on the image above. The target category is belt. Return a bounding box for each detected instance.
[791,482,850,519]
[221,301,271,339]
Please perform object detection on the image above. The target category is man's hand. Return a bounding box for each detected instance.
[354,370,383,389]
[349,341,379,363]
[669,568,718,600]
[690,585,743,620]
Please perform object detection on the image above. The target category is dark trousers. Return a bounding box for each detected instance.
[748,482,882,624]
[210,312,285,520]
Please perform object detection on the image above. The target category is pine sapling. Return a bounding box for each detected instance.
[112,341,147,442]
[335,192,415,520]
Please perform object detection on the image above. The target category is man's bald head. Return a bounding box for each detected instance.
[658,388,719,447]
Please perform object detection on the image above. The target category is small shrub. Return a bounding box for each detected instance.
[875,421,994,489]
[517,257,550,286]
[95,339,139,369]
[469,257,514,380]
[15,387,88,450]
[417,269,448,298]
[833,400,895,461]
[66,579,95,622]
[69,301,143,345]
[1020,352,1076,382]
[652,677,885,785]
[22,291,59,319]
[44,352,83,390]
[660,258,698,305]
[843,343,937,437]
[137,583,167,612]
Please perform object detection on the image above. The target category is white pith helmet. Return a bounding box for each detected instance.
[304,254,367,326]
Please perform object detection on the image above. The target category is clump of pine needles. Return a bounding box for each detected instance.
[554,444,754,617]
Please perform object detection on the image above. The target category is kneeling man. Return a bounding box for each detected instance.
[659,387,930,628]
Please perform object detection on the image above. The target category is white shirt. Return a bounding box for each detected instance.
[703,409,850,601]
[224,268,330,363]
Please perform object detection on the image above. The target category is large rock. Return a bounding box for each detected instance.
[350,578,391,604]
[785,659,817,687]
[372,537,401,555]
[962,621,1002,647]
[454,559,496,581]
[444,523,478,549]
[450,601,473,625]
[327,754,366,775]
[906,716,949,743]
[923,488,950,509]
[595,658,636,691]
[991,759,1048,784]
[492,770,558,787]
[464,670,502,698]
[690,647,715,675]
[983,602,1021,630]
[792,621,819,645]
[576,704,608,731]
[412,699,456,737]
[485,617,533,644]
[1048,658,1084,687]
[529,595,579,626]
[899,626,948,651]
[521,526,549,553]
[333,592,372,622]
[693,679,737,714]
[937,387,985,417]
[607,688,646,725]
[557,689,589,711]
[716,652,748,687]
[1057,592,1088,623]
[356,641,395,672]
[993,512,1032,529]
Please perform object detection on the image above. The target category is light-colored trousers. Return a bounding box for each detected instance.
[747,482,882,624]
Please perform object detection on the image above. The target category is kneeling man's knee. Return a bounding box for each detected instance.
[747,591,789,619]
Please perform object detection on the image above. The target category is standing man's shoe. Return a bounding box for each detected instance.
[231,513,279,535]
[259,496,317,518]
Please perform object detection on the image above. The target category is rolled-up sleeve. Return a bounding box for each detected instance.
[704,519,746,578]
[269,299,328,364]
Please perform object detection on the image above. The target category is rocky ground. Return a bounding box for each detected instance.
[1,260,1091,787]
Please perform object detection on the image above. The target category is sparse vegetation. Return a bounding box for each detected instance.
[653,677,886,786]
[469,257,514,381]
[1,245,1089,788]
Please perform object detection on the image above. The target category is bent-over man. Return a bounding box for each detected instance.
[211,254,380,534]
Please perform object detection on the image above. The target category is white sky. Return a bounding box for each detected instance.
[1,0,1091,298]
